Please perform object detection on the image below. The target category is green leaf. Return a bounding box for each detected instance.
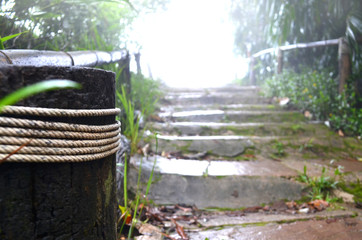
[0,80,81,111]
[0,31,28,43]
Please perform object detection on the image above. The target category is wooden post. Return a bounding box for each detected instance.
[277,49,284,74]
[134,52,141,75]
[117,51,131,98]
[0,66,117,240]
[249,57,256,85]
[338,37,351,94]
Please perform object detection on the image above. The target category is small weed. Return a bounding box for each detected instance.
[272,141,286,157]
[299,138,314,152]
[296,165,343,202]
[202,162,211,177]
[117,86,142,154]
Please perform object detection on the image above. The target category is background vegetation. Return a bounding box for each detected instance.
[230,0,362,136]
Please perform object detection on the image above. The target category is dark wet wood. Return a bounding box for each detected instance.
[0,66,117,240]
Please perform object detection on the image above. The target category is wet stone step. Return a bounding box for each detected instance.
[161,103,281,112]
[164,94,270,105]
[172,210,360,240]
[165,85,261,94]
[144,134,362,159]
[131,156,298,177]
[149,121,327,137]
[159,110,306,123]
[128,162,304,209]
[148,135,263,157]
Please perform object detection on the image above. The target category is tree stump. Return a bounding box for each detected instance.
[0,66,117,240]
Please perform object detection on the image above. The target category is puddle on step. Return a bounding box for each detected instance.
[131,156,294,177]
[170,122,265,127]
[132,156,251,176]
[156,135,276,140]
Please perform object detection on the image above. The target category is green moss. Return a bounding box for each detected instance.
[104,167,113,207]
[179,141,192,152]
[204,206,246,212]
[216,176,227,179]
[241,222,268,227]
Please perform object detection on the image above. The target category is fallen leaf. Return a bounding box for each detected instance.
[338,129,344,137]
[171,219,189,240]
[148,114,164,122]
[279,97,290,106]
[286,201,297,209]
[175,204,192,212]
[243,206,262,213]
[118,205,132,225]
[136,222,165,240]
[308,199,329,211]
[141,144,150,156]
[304,111,312,119]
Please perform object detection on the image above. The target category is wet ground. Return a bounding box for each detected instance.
[128,85,362,239]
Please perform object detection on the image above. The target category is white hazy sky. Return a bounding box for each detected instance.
[130,0,249,88]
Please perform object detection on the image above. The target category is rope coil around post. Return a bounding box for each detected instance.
[0,106,121,163]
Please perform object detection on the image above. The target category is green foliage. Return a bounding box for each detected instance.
[263,69,361,136]
[340,180,362,206]
[329,90,362,137]
[0,0,169,51]
[0,31,28,49]
[0,79,81,112]
[297,166,342,202]
[116,86,141,155]
[230,0,362,79]
[131,73,163,119]
[120,134,159,239]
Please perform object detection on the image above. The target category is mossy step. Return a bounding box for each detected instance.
[128,162,304,208]
[161,103,281,112]
[144,134,362,160]
[159,110,306,123]
[164,93,269,105]
[148,122,328,137]
[165,85,261,94]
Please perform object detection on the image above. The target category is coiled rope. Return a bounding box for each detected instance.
[0,106,121,163]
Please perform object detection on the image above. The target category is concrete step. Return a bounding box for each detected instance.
[128,156,304,208]
[164,85,261,94]
[148,121,327,136]
[168,209,361,240]
[163,92,269,105]
[161,103,280,112]
[158,110,305,123]
[145,133,361,157]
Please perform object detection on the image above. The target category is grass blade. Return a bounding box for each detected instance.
[0,79,81,111]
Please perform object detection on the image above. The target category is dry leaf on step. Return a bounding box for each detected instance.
[338,129,344,137]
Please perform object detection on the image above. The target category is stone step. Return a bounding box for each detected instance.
[163,92,269,105]
[165,85,261,94]
[161,103,280,112]
[148,121,327,136]
[169,209,360,240]
[143,134,362,165]
[128,157,304,208]
[159,110,305,123]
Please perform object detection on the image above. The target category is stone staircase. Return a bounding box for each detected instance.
[128,85,362,238]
